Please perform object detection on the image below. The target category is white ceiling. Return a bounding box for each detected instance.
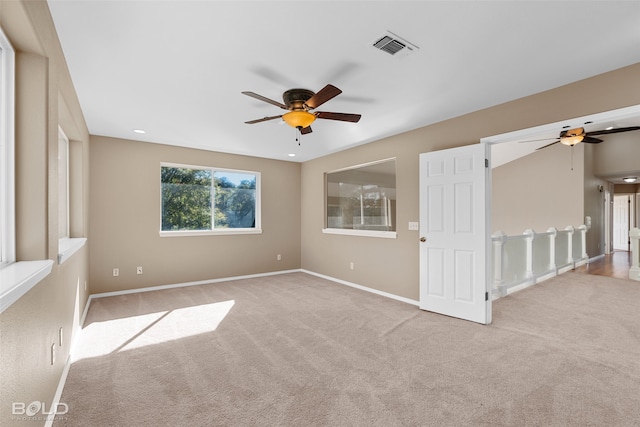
[47,1,640,163]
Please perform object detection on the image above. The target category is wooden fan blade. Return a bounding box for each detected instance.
[300,126,312,135]
[316,111,361,122]
[586,126,640,136]
[241,91,288,109]
[306,84,342,109]
[244,115,282,124]
[535,140,560,150]
[582,136,603,144]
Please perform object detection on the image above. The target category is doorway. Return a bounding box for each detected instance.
[612,195,631,251]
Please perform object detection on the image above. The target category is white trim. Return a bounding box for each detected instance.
[301,269,419,306]
[325,157,397,174]
[322,228,397,239]
[160,228,262,237]
[90,269,301,299]
[481,104,640,146]
[88,268,417,306]
[58,127,70,239]
[44,354,71,427]
[79,293,92,328]
[0,260,54,313]
[589,254,605,263]
[58,237,87,264]
[0,26,15,267]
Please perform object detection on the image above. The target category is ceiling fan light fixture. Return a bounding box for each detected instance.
[560,127,585,146]
[560,135,584,146]
[623,177,637,183]
[282,111,316,129]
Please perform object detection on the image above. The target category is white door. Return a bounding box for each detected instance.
[613,195,630,251]
[419,143,491,324]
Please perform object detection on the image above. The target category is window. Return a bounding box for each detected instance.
[0,26,54,313]
[324,158,397,238]
[160,163,261,236]
[0,26,15,267]
[58,127,69,239]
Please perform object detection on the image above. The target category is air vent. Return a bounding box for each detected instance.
[372,31,418,57]
[374,36,406,55]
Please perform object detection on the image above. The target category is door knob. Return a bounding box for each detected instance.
[420,237,426,242]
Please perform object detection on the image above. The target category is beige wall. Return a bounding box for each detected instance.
[89,136,301,294]
[584,144,609,257]
[0,1,90,426]
[302,62,640,301]
[492,143,585,235]
[594,131,640,179]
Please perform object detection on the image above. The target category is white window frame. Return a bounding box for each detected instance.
[0,26,54,313]
[57,126,86,264]
[323,158,397,239]
[0,26,15,267]
[58,126,70,239]
[159,162,262,237]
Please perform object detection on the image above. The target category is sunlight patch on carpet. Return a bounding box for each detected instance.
[72,300,235,362]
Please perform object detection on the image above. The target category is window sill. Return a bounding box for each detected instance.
[159,229,263,237]
[322,228,397,239]
[58,237,87,264]
[0,260,54,313]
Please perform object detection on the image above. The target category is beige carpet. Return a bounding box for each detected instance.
[54,271,640,426]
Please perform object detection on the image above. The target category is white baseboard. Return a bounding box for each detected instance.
[90,269,301,299]
[90,268,419,306]
[301,269,420,306]
[44,354,71,427]
[589,254,605,263]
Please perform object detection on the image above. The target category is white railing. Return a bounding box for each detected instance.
[492,225,589,299]
[630,228,640,281]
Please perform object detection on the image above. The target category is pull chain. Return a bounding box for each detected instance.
[571,145,574,171]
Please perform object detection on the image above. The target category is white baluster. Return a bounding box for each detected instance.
[630,228,640,281]
[492,231,507,296]
[547,227,557,273]
[578,224,588,263]
[565,226,575,265]
[523,229,536,279]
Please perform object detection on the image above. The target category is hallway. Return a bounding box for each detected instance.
[576,251,631,280]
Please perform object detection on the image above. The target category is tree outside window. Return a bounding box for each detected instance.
[161,165,259,233]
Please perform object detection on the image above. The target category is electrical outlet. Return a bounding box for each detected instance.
[277,254,282,261]
[51,343,56,366]
[350,262,354,270]
[113,268,119,277]
[408,221,419,231]
[136,266,143,275]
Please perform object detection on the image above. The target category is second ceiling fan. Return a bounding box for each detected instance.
[242,84,361,135]
[527,125,640,151]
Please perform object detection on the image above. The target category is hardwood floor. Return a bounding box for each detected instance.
[576,251,632,280]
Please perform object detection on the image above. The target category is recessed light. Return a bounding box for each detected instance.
[605,126,614,130]
[133,129,146,134]
[288,153,296,157]
[623,177,637,183]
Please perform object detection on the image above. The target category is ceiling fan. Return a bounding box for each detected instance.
[525,125,640,151]
[242,84,361,135]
